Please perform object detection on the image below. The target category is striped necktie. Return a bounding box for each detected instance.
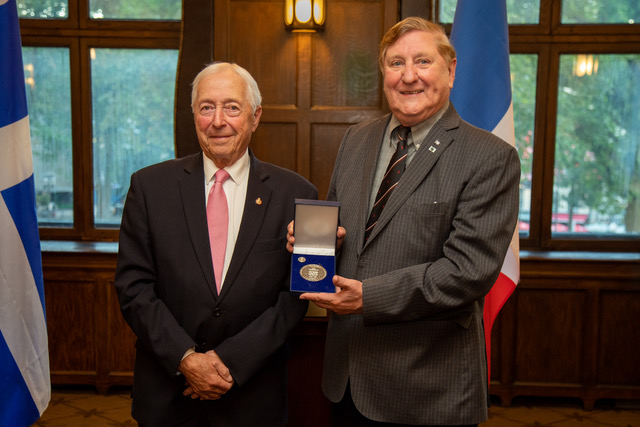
[364,125,410,243]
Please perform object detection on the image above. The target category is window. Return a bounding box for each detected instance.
[553,53,639,237]
[23,47,73,227]
[435,0,639,251]
[91,48,178,226]
[440,0,541,24]
[18,0,69,18]
[19,0,180,239]
[561,1,639,24]
[88,0,181,20]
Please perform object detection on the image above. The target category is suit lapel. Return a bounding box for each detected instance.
[178,153,218,298]
[219,152,271,298]
[364,106,461,247]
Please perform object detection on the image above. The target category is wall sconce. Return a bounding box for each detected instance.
[285,0,325,32]
[573,54,599,77]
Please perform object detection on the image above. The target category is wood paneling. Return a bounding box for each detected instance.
[598,291,640,386]
[227,1,298,106]
[514,288,586,384]
[45,278,98,373]
[251,123,298,170]
[42,247,640,415]
[310,124,351,198]
[489,253,640,409]
[311,0,385,108]
[106,280,136,377]
[42,251,121,393]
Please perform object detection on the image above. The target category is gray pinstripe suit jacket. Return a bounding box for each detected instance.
[323,104,520,425]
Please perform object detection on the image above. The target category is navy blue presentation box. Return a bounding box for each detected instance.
[290,199,340,293]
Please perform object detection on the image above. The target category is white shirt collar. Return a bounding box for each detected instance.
[203,149,250,186]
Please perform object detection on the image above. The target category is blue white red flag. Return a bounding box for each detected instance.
[1,0,51,425]
[450,0,520,383]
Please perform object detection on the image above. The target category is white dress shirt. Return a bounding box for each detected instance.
[203,150,250,290]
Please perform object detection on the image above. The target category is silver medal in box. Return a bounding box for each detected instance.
[290,199,340,293]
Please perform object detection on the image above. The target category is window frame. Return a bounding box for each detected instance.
[20,0,181,241]
[438,1,640,252]
[540,42,640,252]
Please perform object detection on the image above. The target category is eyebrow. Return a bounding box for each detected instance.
[387,52,433,61]
[197,98,242,106]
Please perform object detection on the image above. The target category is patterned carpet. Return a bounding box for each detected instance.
[35,387,640,426]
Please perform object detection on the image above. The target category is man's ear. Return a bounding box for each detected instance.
[252,106,263,132]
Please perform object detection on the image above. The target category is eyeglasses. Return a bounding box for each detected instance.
[197,103,243,118]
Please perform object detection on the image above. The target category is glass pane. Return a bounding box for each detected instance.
[91,48,178,227]
[17,0,68,19]
[562,0,639,24]
[440,0,540,24]
[23,47,73,227]
[511,54,538,238]
[554,54,640,236]
[89,0,181,20]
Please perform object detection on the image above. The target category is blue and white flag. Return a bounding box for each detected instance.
[1,0,51,425]
[450,0,519,383]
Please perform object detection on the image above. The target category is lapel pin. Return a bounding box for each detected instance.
[435,140,441,145]
[429,146,437,153]
[255,198,262,205]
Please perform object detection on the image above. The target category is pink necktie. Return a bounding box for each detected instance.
[207,169,230,294]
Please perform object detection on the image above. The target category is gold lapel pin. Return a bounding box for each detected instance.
[256,198,262,205]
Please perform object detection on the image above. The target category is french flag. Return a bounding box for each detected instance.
[450,0,520,383]
[1,0,51,425]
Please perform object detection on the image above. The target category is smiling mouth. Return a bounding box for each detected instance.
[401,90,423,95]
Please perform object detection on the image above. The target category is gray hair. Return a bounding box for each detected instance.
[191,62,262,113]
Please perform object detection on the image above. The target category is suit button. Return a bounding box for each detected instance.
[213,308,222,317]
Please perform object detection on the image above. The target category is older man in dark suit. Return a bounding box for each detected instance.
[115,62,317,426]
[288,17,520,426]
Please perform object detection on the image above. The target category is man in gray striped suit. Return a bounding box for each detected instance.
[288,17,520,426]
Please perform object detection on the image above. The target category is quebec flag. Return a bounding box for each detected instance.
[1,0,51,425]
[450,0,520,382]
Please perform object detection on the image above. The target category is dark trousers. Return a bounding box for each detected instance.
[331,384,477,427]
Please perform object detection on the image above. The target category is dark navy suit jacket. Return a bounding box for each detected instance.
[115,150,317,426]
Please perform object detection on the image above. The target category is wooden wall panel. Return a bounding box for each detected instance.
[45,278,98,373]
[107,280,136,376]
[514,287,586,384]
[251,123,298,170]
[310,123,350,198]
[227,0,298,106]
[489,254,640,409]
[312,0,384,108]
[598,291,640,385]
